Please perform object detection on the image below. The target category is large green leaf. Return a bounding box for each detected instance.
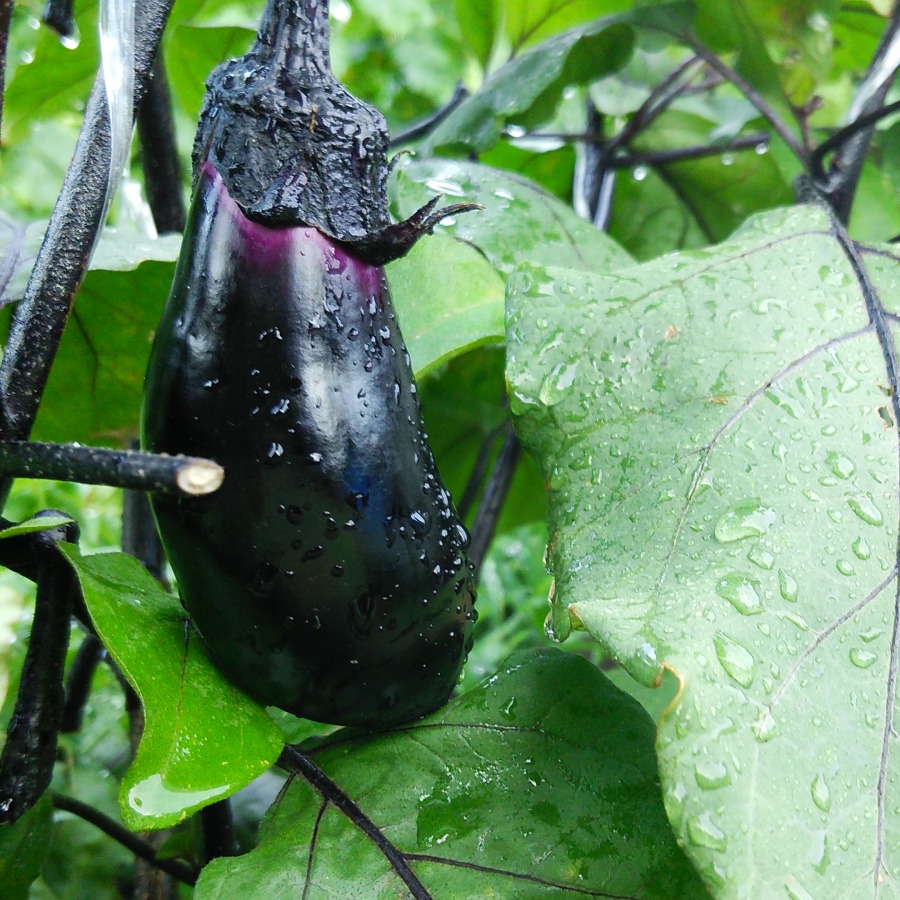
[389,233,505,376]
[423,17,635,154]
[0,794,52,900]
[60,547,283,831]
[506,201,900,894]
[391,157,632,275]
[196,649,704,898]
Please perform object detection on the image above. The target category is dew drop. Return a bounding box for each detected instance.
[714,632,755,687]
[811,774,831,812]
[825,451,855,480]
[847,494,883,526]
[686,812,727,851]
[714,499,776,543]
[778,569,798,602]
[694,759,731,790]
[715,572,764,615]
[849,647,877,669]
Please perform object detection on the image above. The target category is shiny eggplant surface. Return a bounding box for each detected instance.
[142,165,476,727]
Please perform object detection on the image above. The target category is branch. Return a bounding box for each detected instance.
[674,32,808,167]
[0,0,175,506]
[200,800,237,862]
[51,793,199,885]
[278,746,432,900]
[137,53,186,235]
[61,633,105,733]
[42,0,76,36]
[468,423,521,575]
[0,515,79,823]
[819,4,900,222]
[0,441,224,495]
[610,132,769,168]
[456,425,504,523]
[122,477,168,584]
[390,82,469,147]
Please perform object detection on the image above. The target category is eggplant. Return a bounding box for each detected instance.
[141,0,477,728]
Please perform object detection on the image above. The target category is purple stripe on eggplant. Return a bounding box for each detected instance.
[142,164,476,728]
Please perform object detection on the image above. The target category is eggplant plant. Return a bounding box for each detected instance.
[1,1,900,898]
[142,0,477,728]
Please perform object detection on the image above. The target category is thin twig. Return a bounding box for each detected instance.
[821,3,900,222]
[51,793,199,885]
[278,746,432,900]
[0,516,79,823]
[200,800,238,863]
[811,99,900,180]
[61,633,106,733]
[468,423,521,575]
[611,132,769,168]
[674,32,809,167]
[0,0,175,509]
[137,53,186,235]
[457,425,504,523]
[390,82,469,146]
[122,480,168,585]
[0,441,224,495]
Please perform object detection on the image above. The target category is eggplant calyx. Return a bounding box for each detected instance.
[345,198,484,265]
[193,0,393,243]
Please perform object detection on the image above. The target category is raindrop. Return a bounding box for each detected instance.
[715,572,764,615]
[847,494,883,526]
[686,812,727,851]
[849,647,877,669]
[714,500,775,543]
[714,632,755,687]
[836,559,855,576]
[825,451,855,480]
[286,505,303,525]
[778,569,798,602]
[633,165,648,181]
[811,774,831,812]
[753,709,779,742]
[852,536,871,560]
[538,360,578,406]
[694,760,731,790]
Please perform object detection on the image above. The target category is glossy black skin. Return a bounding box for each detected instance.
[142,166,476,728]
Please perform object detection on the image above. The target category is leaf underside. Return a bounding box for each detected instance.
[507,201,900,895]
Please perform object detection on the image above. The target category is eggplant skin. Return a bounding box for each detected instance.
[141,164,476,728]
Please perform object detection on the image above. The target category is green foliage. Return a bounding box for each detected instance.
[3,0,900,896]
[61,548,283,831]
[197,650,703,898]
[506,205,900,894]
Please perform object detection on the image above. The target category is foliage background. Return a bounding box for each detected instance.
[2,0,900,897]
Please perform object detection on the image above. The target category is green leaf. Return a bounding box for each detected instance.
[196,649,703,898]
[2,1,99,143]
[423,18,635,154]
[0,794,53,900]
[391,157,632,276]
[165,25,256,121]
[503,0,633,54]
[60,547,283,831]
[455,0,497,67]
[0,515,74,539]
[391,233,505,375]
[506,202,900,893]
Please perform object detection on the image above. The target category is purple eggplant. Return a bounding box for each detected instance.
[141,0,477,727]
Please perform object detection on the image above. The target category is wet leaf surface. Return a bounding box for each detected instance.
[197,649,703,899]
[61,548,283,831]
[506,201,900,895]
